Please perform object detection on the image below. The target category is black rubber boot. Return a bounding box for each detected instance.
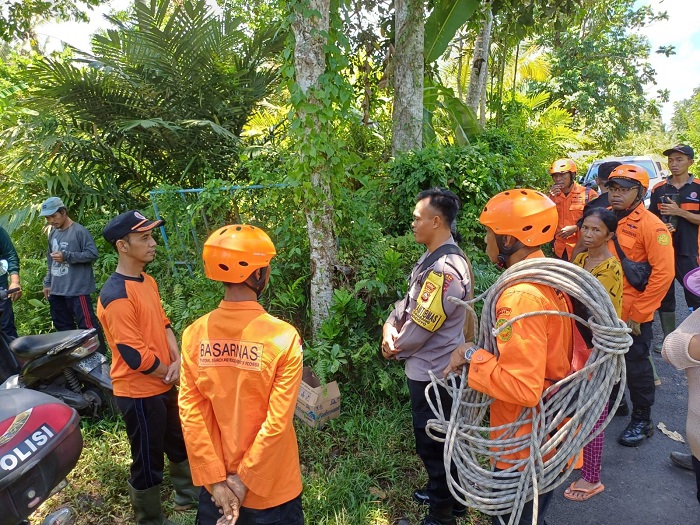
[413,488,466,517]
[654,311,676,353]
[169,460,199,511]
[618,407,654,447]
[421,504,457,525]
[128,482,178,525]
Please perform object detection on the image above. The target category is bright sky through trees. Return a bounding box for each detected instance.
[637,0,700,124]
[37,0,700,125]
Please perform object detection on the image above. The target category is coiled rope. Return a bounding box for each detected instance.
[425,257,632,525]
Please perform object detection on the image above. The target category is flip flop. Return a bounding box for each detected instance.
[563,481,605,502]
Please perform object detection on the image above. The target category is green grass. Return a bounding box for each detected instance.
[34,395,488,525]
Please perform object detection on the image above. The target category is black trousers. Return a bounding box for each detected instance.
[610,321,655,411]
[0,299,17,339]
[115,387,189,490]
[195,491,303,525]
[660,255,700,312]
[407,378,459,511]
[48,294,107,354]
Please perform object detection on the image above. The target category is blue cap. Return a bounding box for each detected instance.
[39,197,66,216]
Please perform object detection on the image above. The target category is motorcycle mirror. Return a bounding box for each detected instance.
[0,259,7,276]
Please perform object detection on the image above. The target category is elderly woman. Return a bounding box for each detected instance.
[564,207,623,502]
[662,266,700,504]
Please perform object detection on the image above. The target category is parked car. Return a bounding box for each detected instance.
[582,155,667,208]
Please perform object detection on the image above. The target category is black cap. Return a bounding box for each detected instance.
[605,177,640,189]
[597,161,622,182]
[103,210,164,244]
[663,144,694,159]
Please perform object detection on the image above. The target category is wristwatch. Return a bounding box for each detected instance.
[463,345,478,363]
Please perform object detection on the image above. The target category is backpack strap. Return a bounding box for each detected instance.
[418,244,467,274]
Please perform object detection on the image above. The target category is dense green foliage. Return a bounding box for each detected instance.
[537,1,665,148]
[1,0,284,223]
[671,86,700,148]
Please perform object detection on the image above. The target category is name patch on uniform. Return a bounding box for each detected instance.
[411,271,447,332]
[199,339,262,370]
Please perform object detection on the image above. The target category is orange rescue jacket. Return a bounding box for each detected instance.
[552,183,597,259]
[179,300,303,510]
[607,205,675,323]
[467,252,573,469]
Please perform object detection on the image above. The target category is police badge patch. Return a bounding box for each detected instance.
[411,271,448,332]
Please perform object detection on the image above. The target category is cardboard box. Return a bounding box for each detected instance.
[294,366,341,428]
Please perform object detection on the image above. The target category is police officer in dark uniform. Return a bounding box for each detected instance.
[650,144,700,352]
[382,188,471,525]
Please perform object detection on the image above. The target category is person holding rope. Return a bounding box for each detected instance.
[444,189,573,525]
[605,165,674,446]
[382,187,472,525]
[563,207,623,502]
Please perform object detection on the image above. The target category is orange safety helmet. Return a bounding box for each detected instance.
[606,164,650,191]
[202,224,276,283]
[549,158,577,175]
[479,189,558,246]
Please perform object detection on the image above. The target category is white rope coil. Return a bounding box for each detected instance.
[425,258,632,525]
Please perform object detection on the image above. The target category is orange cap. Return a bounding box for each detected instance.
[479,189,558,246]
[202,225,276,283]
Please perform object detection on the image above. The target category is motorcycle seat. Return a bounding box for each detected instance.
[9,329,96,359]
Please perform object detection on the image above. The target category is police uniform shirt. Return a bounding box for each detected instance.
[386,239,471,382]
[650,175,700,256]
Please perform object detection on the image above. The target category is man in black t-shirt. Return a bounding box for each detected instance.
[650,144,700,352]
[584,161,622,212]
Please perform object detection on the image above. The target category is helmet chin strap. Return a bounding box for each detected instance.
[244,266,269,298]
[496,236,523,269]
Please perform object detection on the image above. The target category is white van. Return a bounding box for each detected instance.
[582,155,667,208]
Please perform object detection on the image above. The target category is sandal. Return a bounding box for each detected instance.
[563,481,605,502]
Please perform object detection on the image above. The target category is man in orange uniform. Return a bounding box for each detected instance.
[98,210,198,525]
[444,189,573,525]
[179,225,304,525]
[549,158,597,261]
[605,165,674,446]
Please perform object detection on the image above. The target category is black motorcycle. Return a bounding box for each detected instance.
[0,261,113,416]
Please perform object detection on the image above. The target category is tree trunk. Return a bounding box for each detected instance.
[291,0,337,337]
[465,8,493,115]
[392,0,424,154]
